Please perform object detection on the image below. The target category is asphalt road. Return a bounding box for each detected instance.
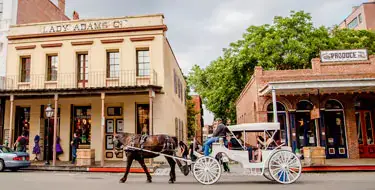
[1,171,375,190]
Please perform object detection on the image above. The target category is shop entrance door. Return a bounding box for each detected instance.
[324,111,347,158]
[356,111,375,158]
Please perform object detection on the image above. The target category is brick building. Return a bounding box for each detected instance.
[236,49,375,159]
[339,0,375,30]
[191,95,203,143]
[0,0,70,145]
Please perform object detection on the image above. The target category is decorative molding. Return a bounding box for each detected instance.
[130,36,155,42]
[101,39,124,44]
[8,25,168,40]
[71,41,94,46]
[15,45,36,50]
[41,43,63,48]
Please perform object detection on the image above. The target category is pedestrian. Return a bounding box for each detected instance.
[14,133,27,152]
[56,136,63,161]
[71,133,80,164]
[32,134,41,161]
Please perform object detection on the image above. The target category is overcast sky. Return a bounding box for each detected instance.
[59,0,364,125]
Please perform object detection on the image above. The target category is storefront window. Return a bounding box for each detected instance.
[136,104,149,134]
[296,101,316,149]
[73,106,91,145]
[365,112,374,145]
[267,102,287,144]
[14,107,30,143]
[356,112,363,145]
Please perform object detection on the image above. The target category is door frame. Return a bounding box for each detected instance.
[323,109,348,158]
[356,110,375,158]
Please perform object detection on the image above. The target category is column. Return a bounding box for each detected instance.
[52,94,59,166]
[8,95,14,148]
[271,89,278,123]
[101,93,105,167]
[149,89,154,135]
[289,110,297,152]
[319,110,326,147]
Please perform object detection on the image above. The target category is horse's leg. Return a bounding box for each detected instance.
[120,153,134,183]
[138,158,152,183]
[165,156,176,184]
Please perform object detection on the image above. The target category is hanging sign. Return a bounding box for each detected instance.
[320,49,368,63]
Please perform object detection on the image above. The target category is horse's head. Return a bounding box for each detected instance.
[113,133,126,151]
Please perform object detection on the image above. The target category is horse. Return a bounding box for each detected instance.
[113,133,190,184]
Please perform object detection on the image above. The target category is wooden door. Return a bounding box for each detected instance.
[356,111,375,158]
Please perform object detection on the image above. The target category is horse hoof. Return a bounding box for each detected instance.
[168,180,175,184]
[119,178,126,183]
[147,179,152,183]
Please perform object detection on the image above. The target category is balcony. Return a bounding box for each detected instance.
[0,69,158,92]
[0,19,11,31]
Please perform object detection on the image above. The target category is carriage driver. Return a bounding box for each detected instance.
[203,118,230,156]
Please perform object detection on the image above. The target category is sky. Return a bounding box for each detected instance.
[58,0,364,125]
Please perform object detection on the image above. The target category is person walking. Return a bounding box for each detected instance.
[71,133,80,164]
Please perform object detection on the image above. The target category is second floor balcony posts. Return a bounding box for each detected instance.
[0,69,158,91]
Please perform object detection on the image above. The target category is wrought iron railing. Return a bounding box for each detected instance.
[0,69,158,90]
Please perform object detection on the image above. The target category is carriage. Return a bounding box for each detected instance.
[124,122,302,185]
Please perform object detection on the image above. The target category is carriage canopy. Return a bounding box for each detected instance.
[227,122,280,132]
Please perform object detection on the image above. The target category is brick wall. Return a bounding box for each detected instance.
[17,0,69,24]
[364,3,375,30]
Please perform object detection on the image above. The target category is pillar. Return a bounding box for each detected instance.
[8,95,14,147]
[52,94,58,166]
[149,89,154,135]
[272,89,278,123]
[101,93,105,166]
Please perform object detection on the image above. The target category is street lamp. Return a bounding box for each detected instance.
[45,104,54,165]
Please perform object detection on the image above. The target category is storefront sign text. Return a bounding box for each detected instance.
[320,49,368,63]
[42,20,128,33]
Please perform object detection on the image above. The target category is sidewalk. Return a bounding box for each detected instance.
[23,159,375,173]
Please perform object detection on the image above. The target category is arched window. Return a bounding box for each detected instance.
[267,102,286,112]
[296,100,313,111]
[325,99,343,110]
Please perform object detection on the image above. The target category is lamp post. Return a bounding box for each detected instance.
[45,104,54,165]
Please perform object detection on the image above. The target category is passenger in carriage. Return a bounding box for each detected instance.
[229,132,254,162]
[203,118,230,156]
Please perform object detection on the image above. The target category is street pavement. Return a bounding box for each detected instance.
[1,171,375,190]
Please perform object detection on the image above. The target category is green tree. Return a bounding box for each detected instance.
[188,10,375,123]
[185,77,198,140]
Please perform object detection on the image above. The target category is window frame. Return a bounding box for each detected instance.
[358,13,363,24]
[136,48,150,77]
[46,54,58,81]
[348,17,358,29]
[20,56,31,83]
[77,53,88,82]
[106,50,120,78]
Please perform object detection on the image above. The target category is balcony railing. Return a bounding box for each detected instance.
[0,69,158,91]
[0,19,11,30]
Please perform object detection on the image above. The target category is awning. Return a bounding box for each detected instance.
[259,78,375,96]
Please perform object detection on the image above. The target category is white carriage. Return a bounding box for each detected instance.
[191,122,302,185]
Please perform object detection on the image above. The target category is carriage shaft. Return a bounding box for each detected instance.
[125,146,193,163]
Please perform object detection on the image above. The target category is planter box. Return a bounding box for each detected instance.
[76,149,95,166]
[303,147,326,166]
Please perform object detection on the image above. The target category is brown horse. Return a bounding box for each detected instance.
[113,133,189,184]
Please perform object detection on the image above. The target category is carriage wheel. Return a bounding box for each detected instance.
[192,156,222,185]
[262,169,275,181]
[268,150,302,184]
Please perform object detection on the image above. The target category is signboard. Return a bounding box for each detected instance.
[42,20,128,33]
[320,49,368,63]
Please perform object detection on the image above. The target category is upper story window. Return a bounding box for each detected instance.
[0,0,3,19]
[358,14,363,24]
[20,57,31,82]
[47,55,58,81]
[177,79,181,99]
[174,70,177,94]
[77,53,88,82]
[348,17,358,29]
[136,49,150,77]
[106,51,120,78]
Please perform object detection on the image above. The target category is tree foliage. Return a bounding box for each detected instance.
[185,77,198,140]
[188,10,375,122]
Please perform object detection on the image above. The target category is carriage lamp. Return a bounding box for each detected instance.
[45,104,54,165]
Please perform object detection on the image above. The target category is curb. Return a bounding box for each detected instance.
[302,165,375,172]
[24,166,155,173]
